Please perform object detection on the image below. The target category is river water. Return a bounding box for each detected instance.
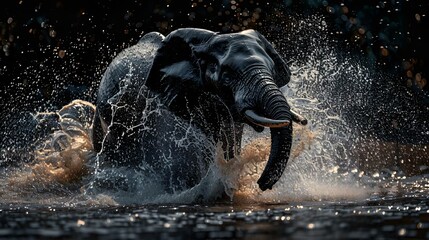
[1,16,428,239]
[1,179,429,239]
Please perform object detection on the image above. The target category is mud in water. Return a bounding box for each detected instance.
[1,100,95,203]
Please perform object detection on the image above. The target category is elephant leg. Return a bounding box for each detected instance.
[136,107,211,193]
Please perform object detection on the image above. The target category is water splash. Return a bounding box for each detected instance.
[1,100,95,204]
[3,14,425,206]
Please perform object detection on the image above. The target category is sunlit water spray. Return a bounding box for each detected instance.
[2,15,425,206]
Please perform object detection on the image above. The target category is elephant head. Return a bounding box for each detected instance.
[145,28,305,191]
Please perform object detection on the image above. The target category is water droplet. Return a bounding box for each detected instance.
[398,228,406,236]
[49,30,57,38]
[415,14,421,22]
[77,219,85,226]
[58,50,66,58]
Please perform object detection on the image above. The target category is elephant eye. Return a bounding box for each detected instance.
[221,69,234,85]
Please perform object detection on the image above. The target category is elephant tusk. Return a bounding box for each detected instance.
[244,109,290,128]
[290,109,308,125]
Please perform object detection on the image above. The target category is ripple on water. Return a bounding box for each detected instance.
[1,195,429,239]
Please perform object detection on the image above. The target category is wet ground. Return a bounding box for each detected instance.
[1,184,429,239]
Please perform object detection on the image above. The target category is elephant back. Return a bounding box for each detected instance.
[95,33,164,128]
[92,32,164,152]
[97,32,165,111]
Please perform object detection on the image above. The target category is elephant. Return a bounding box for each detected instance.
[91,28,307,194]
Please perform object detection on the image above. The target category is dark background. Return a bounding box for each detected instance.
[0,0,428,143]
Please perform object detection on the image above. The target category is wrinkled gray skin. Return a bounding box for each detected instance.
[92,28,300,193]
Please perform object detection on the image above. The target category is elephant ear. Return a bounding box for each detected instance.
[250,30,291,88]
[145,28,216,104]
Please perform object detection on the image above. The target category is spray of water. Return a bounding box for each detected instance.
[1,100,95,204]
[0,15,385,205]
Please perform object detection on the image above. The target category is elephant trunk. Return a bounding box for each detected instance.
[258,124,293,191]
[238,68,293,191]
